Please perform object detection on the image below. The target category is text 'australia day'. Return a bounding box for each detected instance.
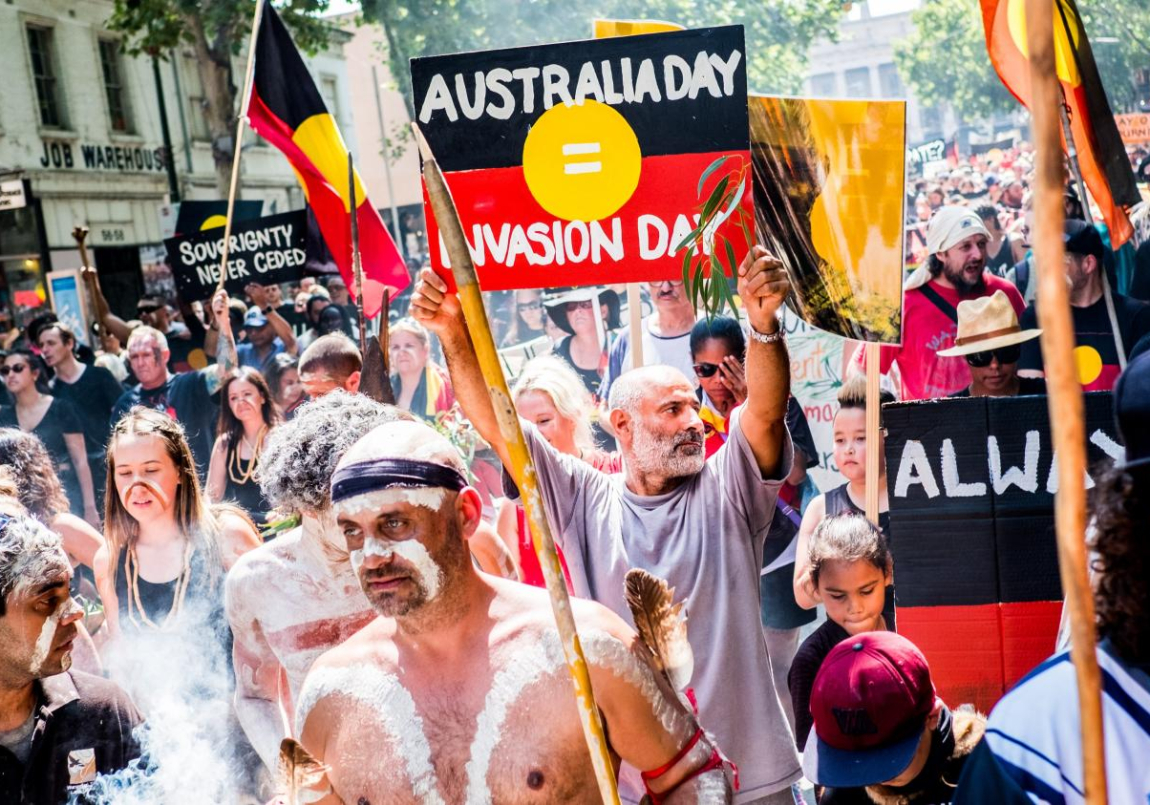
[417,49,744,124]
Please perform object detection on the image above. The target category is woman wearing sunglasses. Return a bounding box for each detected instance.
[689,316,749,457]
[501,288,548,347]
[0,350,99,526]
[542,286,621,396]
[939,290,1046,398]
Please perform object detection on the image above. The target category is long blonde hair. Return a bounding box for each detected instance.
[104,407,223,590]
[512,355,596,455]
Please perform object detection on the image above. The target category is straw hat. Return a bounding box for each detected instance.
[936,290,1042,357]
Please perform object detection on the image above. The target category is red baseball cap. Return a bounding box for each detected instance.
[801,632,938,788]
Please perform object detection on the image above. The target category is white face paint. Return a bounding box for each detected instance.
[296,663,446,805]
[29,604,64,676]
[350,537,444,602]
[333,487,446,519]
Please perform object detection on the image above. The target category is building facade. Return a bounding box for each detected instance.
[0,0,355,334]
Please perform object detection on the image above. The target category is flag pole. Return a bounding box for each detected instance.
[864,342,881,522]
[415,123,622,805]
[1025,0,1107,801]
[348,153,368,355]
[215,0,266,293]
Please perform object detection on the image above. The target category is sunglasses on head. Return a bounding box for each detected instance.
[693,362,720,378]
[965,343,1021,367]
[0,363,28,376]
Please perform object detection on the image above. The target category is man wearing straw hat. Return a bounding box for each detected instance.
[851,206,1025,401]
[940,291,1047,398]
[293,419,732,804]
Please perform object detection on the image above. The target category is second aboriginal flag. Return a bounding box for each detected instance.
[980,0,1139,246]
[247,1,408,316]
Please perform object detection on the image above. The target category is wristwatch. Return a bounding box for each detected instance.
[748,323,785,345]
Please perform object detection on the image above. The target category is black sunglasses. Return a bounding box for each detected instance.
[693,362,720,378]
[0,363,28,376]
[965,344,1021,368]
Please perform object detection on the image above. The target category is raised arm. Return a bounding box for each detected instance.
[211,289,238,381]
[409,268,510,469]
[736,246,792,478]
[81,266,133,344]
[246,283,297,355]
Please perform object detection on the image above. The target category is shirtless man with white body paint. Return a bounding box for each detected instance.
[295,420,732,805]
[225,391,414,771]
[0,513,141,802]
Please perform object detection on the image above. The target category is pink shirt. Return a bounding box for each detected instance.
[855,274,1025,400]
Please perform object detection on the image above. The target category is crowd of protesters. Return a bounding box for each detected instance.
[0,139,1148,804]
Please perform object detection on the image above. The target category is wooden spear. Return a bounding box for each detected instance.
[414,123,621,805]
[1025,0,1107,800]
[215,0,266,293]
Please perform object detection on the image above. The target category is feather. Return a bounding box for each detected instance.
[624,568,694,694]
[278,738,331,805]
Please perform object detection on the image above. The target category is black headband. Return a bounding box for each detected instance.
[330,457,468,504]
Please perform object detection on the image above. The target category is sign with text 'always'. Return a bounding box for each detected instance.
[411,26,752,290]
[883,393,1121,712]
[165,210,307,302]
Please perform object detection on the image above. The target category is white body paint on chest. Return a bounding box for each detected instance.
[296,664,446,805]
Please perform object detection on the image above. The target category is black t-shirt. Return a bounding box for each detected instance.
[0,398,84,511]
[949,376,1048,398]
[111,372,218,475]
[165,317,209,373]
[50,365,124,459]
[788,618,851,751]
[1019,293,1150,391]
[553,336,604,396]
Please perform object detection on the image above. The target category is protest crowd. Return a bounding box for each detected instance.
[3,4,1150,805]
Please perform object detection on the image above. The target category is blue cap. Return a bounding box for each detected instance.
[243,306,269,329]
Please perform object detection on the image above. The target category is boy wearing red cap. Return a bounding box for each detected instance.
[802,632,986,804]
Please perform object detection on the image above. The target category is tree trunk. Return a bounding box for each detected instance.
[189,14,239,198]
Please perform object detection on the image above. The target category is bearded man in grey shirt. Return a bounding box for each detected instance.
[412,246,799,804]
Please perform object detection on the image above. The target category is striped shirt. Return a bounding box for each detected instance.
[954,640,1150,804]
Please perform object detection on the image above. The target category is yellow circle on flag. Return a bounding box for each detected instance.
[1074,345,1103,385]
[522,100,641,222]
[201,215,227,231]
[1006,0,1082,87]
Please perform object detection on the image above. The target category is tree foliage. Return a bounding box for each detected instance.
[894,0,1150,127]
[361,0,848,142]
[893,0,1014,123]
[108,0,336,193]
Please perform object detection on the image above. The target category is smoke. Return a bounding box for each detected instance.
[70,597,257,805]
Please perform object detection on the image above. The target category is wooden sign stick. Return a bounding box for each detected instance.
[215,0,266,293]
[1025,0,1107,800]
[348,153,368,355]
[864,342,881,522]
[627,284,644,367]
[415,123,621,805]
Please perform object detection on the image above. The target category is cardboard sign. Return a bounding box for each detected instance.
[411,26,752,290]
[166,210,307,302]
[883,393,1122,712]
[1115,113,1150,145]
[750,95,906,343]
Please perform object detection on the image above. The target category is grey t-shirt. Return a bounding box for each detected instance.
[0,700,37,765]
[524,405,801,802]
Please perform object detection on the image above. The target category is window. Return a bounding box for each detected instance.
[181,54,210,141]
[27,26,65,128]
[99,39,133,133]
[878,63,904,99]
[319,75,341,122]
[921,105,943,136]
[844,67,872,98]
[810,72,837,97]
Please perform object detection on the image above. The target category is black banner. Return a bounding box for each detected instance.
[166,210,307,302]
[883,393,1122,607]
[410,26,748,172]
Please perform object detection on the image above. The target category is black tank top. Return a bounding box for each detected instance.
[113,543,217,633]
[222,438,272,525]
[823,483,896,630]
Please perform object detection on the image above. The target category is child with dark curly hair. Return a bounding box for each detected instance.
[956,353,1150,803]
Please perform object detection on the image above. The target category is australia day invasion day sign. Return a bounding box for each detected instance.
[411,26,752,290]
[165,210,307,302]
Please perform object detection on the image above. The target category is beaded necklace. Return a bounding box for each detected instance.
[125,541,194,631]
[228,425,267,485]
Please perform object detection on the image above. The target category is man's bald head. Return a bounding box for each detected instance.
[337,420,466,476]
[608,365,694,416]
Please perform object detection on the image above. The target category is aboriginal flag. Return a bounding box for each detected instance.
[980,0,1139,246]
[247,1,407,316]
